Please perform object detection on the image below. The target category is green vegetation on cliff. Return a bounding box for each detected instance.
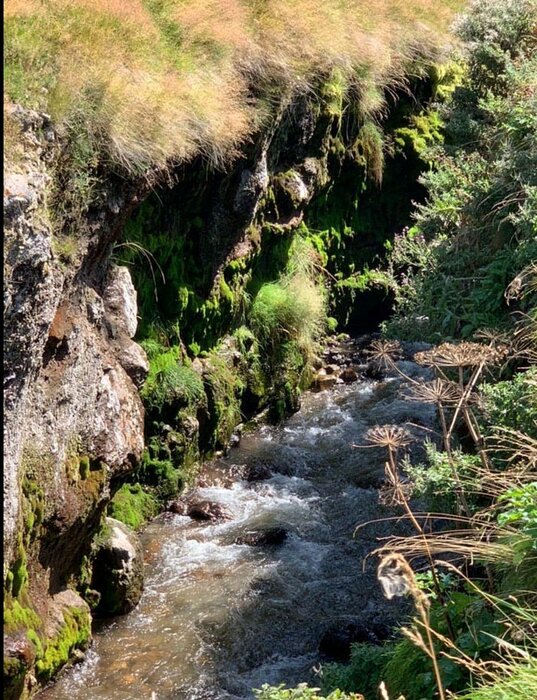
[5,0,459,180]
[383,0,537,341]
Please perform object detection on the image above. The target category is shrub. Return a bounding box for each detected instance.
[481,368,537,439]
[383,0,537,341]
[404,442,481,512]
[254,684,363,699]
[321,643,395,699]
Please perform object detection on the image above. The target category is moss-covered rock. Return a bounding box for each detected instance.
[35,590,91,683]
[107,483,159,531]
[90,518,144,617]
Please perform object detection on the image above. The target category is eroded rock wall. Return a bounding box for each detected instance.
[3,107,149,696]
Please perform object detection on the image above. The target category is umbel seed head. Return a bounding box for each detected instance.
[365,424,412,450]
[414,341,506,369]
[366,339,403,368]
[405,378,462,405]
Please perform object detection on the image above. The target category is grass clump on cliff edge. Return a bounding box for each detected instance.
[251,235,327,355]
[140,345,205,411]
[4,0,460,176]
[251,275,325,352]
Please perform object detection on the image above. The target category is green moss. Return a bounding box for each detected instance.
[352,122,385,184]
[141,348,205,411]
[107,483,159,530]
[26,629,44,659]
[201,352,243,450]
[429,60,465,102]
[3,598,42,635]
[78,456,90,480]
[394,109,444,158]
[139,456,180,500]
[35,606,91,682]
[321,68,347,118]
[4,654,27,683]
[10,536,28,598]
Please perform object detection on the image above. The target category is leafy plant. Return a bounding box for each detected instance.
[254,684,363,700]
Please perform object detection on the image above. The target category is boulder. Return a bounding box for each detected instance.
[91,517,144,616]
[187,501,232,522]
[319,620,390,661]
[312,372,338,391]
[241,463,273,482]
[364,361,384,380]
[234,528,288,546]
[340,367,359,384]
[117,340,149,387]
[103,266,138,339]
[166,499,189,515]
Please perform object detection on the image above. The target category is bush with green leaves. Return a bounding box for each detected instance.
[383,0,537,341]
[499,484,537,536]
[403,442,481,512]
[480,368,537,440]
[254,684,363,700]
[321,643,394,699]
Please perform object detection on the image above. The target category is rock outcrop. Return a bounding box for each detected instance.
[91,518,144,616]
[3,105,149,696]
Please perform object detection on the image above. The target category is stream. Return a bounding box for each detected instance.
[39,350,434,700]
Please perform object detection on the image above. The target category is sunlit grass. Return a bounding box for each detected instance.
[4,0,462,175]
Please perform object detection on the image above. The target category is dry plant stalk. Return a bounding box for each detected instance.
[364,425,455,636]
[377,554,446,700]
[415,341,507,473]
[406,379,471,517]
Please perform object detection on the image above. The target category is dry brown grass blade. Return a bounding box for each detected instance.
[377,553,446,700]
[486,427,537,470]
[373,529,514,564]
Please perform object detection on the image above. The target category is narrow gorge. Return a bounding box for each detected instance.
[4,2,536,700]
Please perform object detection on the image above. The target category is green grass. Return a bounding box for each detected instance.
[250,274,326,351]
[140,347,205,411]
[459,660,537,700]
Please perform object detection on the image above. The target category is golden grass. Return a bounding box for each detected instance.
[4,0,462,174]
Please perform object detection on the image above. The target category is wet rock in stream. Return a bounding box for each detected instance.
[91,518,144,616]
[187,500,233,522]
[319,619,390,661]
[234,528,288,547]
[240,463,273,482]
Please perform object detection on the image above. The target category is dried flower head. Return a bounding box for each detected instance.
[414,341,505,369]
[365,424,413,450]
[366,339,403,368]
[377,553,418,600]
[405,378,462,405]
[505,263,537,303]
[379,480,413,507]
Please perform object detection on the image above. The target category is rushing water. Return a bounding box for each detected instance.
[40,358,433,700]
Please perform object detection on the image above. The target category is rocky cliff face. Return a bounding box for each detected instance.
[3,106,149,696]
